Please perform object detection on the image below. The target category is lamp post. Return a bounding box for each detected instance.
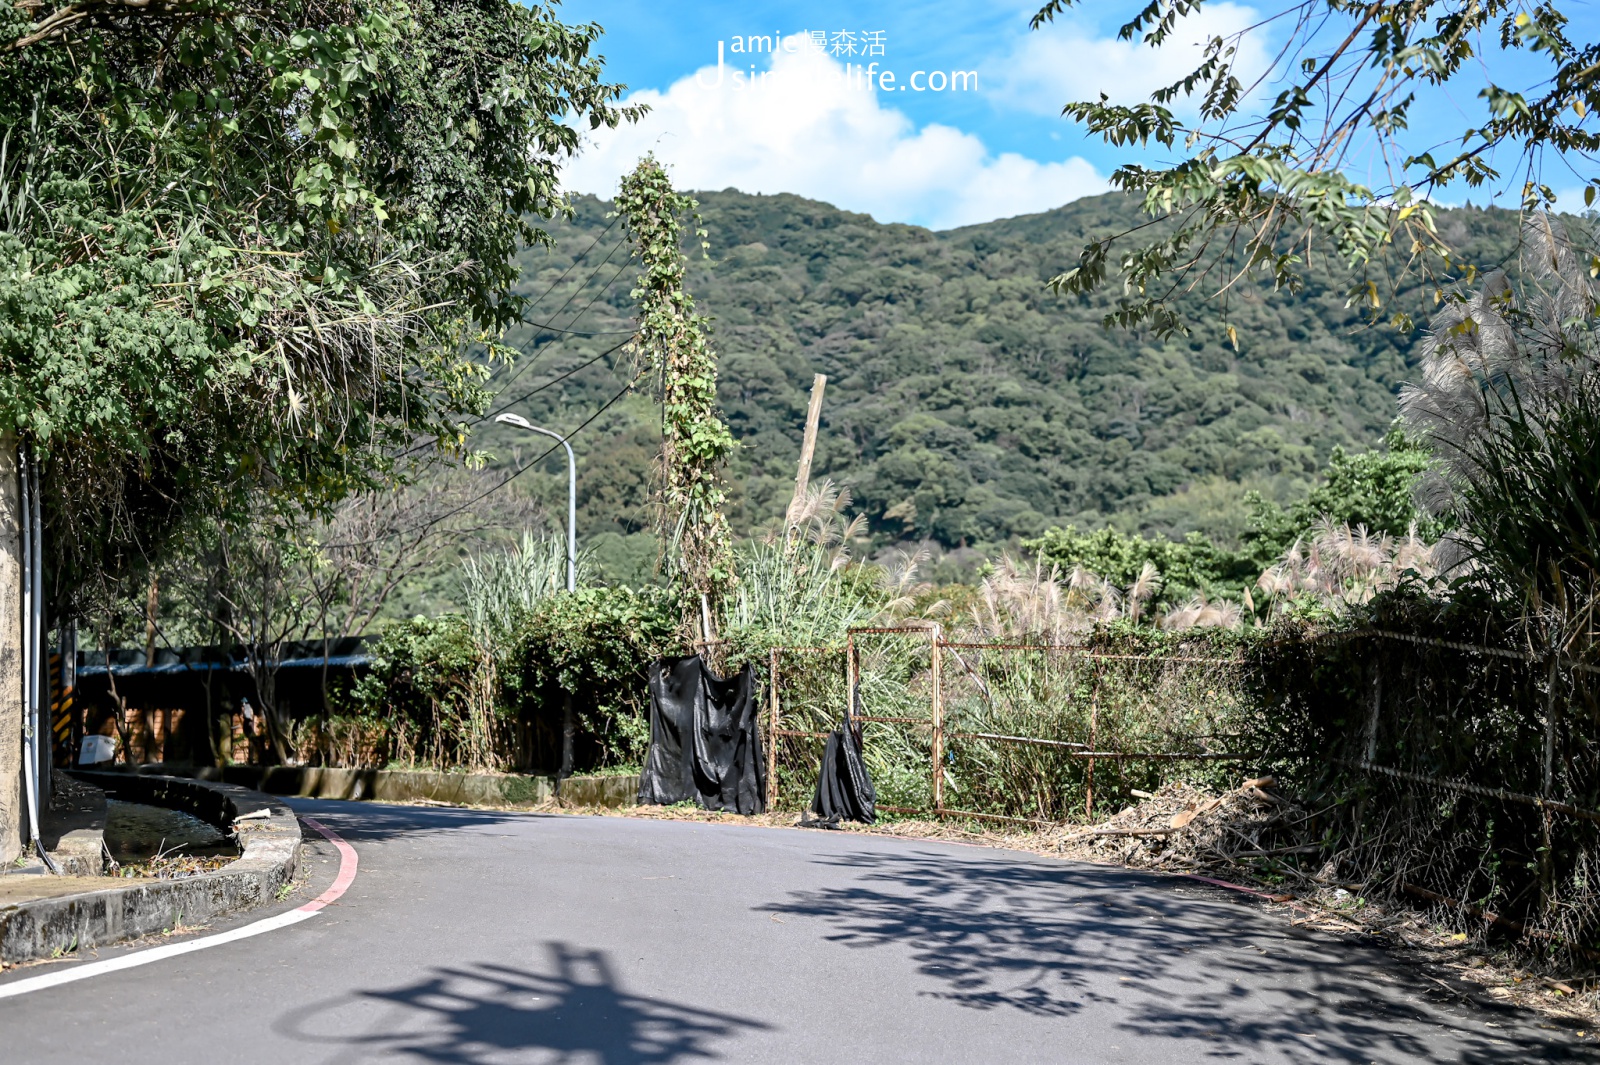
[494,413,576,593]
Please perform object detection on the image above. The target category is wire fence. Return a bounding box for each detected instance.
[764,628,1257,824]
[1251,630,1600,958]
[762,626,1600,959]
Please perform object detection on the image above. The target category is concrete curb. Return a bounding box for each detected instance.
[43,775,108,877]
[101,763,641,809]
[0,774,301,965]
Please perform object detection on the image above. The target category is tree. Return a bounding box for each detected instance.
[0,0,634,849]
[1,0,637,606]
[146,467,536,763]
[1031,0,1600,338]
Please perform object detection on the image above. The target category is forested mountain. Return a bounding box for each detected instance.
[480,189,1526,579]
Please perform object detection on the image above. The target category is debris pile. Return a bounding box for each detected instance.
[116,852,235,880]
[1052,776,1314,873]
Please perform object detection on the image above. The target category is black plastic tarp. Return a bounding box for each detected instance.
[805,720,877,826]
[637,655,766,814]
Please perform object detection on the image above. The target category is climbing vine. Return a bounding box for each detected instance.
[616,156,735,640]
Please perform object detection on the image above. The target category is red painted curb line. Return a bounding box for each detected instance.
[0,813,360,999]
[298,815,359,912]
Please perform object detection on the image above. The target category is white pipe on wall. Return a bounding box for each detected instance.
[31,458,47,810]
[17,445,56,873]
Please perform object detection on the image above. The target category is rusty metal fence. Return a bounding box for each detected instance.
[763,627,1256,824]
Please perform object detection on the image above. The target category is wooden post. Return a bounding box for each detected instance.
[846,632,858,726]
[144,575,159,667]
[930,626,944,815]
[787,374,827,536]
[767,647,780,811]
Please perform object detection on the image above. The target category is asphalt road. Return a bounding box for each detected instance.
[1,799,1594,1063]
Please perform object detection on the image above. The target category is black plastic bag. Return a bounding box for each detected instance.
[638,656,766,814]
[803,719,876,827]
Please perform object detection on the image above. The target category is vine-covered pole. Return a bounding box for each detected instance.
[616,156,736,644]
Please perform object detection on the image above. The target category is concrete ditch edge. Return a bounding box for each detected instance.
[0,774,301,965]
[97,763,641,809]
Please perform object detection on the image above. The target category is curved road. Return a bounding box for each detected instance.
[2,799,1594,1063]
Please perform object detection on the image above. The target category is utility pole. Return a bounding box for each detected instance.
[0,439,22,864]
[786,374,827,540]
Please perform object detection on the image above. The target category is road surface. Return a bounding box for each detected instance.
[1,799,1593,1063]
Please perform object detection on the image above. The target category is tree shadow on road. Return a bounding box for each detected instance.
[278,941,770,1064]
[286,797,556,844]
[761,846,1598,1064]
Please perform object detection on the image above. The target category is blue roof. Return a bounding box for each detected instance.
[79,654,371,677]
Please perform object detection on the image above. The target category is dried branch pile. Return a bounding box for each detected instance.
[1053,776,1316,873]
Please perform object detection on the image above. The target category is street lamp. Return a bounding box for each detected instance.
[494,413,577,593]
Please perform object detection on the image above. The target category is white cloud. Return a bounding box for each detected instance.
[992,3,1271,117]
[561,41,1105,230]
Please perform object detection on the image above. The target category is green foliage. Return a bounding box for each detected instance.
[515,585,678,766]
[1449,379,1600,617]
[720,539,884,658]
[496,191,1527,555]
[616,157,735,633]
[349,614,505,769]
[1288,429,1439,539]
[460,531,590,650]
[1024,524,1254,604]
[1026,430,1440,604]
[1030,0,1600,337]
[2,1,634,601]
[347,584,677,771]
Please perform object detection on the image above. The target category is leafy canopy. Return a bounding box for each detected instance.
[1,0,636,602]
[1032,0,1600,337]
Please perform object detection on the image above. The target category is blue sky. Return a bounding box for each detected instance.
[559,0,1597,229]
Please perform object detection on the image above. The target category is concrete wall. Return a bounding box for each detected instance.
[105,763,642,809]
[0,439,22,864]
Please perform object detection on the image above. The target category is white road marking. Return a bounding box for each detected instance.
[0,815,357,1000]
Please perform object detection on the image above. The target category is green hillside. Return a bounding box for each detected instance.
[478,189,1524,578]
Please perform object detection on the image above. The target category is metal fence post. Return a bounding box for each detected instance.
[930,625,944,815]
[1085,657,1100,820]
[1543,654,1561,798]
[1363,664,1383,766]
[1542,654,1562,901]
[767,647,780,811]
[1354,657,1383,838]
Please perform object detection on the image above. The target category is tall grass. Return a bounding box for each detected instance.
[723,480,882,655]
[461,530,590,647]
[433,531,592,770]
[1402,212,1600,649]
